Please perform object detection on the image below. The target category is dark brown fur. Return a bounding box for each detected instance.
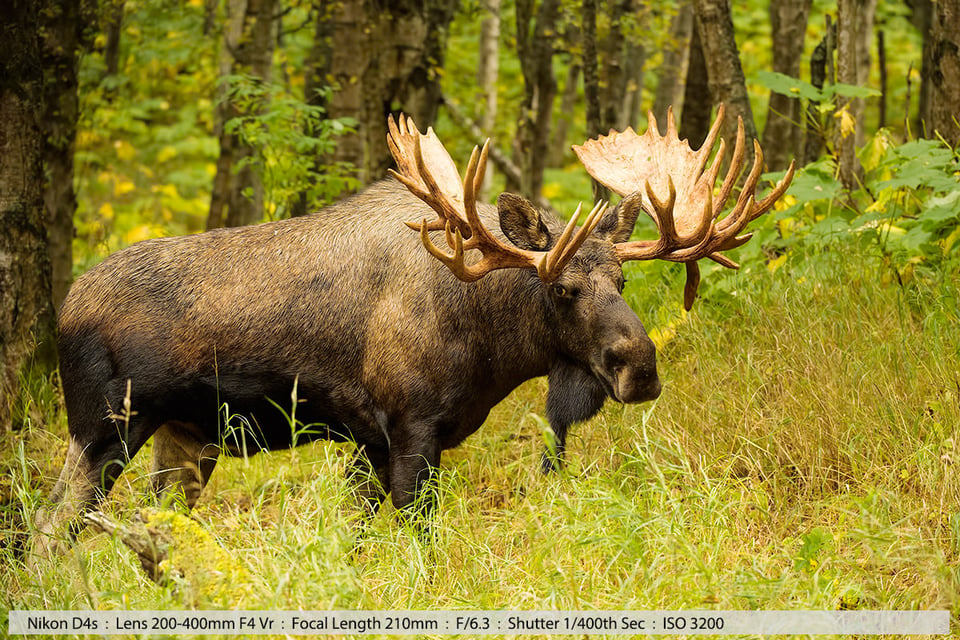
[38,180,660,546]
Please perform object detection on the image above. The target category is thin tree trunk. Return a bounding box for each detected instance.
[678,16,711,145]
[204,0,219,36]
[926,0,960,146]
[620,40,645,129]
[652,0,693,126]
[41,0,95,312]
[513,0,560,199]
[853,0,877,146]
[693,0,757,166]
[208,0,276,230]
[803,17,833,163]
[877,29,886,129]
[478,0,500,198]
[103,0,125,78]
[599,0,629,131]
[550,63,580,166]
[582,0,609,201]
[0,0,57,430]
[912,0,934,138]
[836,0,864,191]
[290,0,333,218]
[762,0,812,171]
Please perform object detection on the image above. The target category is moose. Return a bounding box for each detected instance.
[36,107,793,551]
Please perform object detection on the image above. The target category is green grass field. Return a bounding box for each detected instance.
[2,248,958,638]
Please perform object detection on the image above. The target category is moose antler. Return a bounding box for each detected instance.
[387,114,608,282]
[572,105,795,309]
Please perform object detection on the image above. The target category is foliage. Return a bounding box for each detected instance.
[736,132,960,285]
[219,74,359,219]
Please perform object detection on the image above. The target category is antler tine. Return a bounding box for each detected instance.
[540,200,608,279]
[460,140,491,249]
[749,158,796,222]
[716,139,765,236]
[712,116,745,215]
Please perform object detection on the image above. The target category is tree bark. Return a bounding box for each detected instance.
[41,0,96,312]
[853,0,877,146]
[478,0,501,199]
[582,0,609,201]
[512,0,560,199]
[208,0,277,230]
[0,0,57,430]
[835,0,864,190]
[803,17,833,163]
[911,0,934,138]
[693,0,757,166]
[550,63,580,166]
[762,0,812,171]
[103,0,125,79]
[678,15,711,145]
[324,0,458,189]
[652,0,693,126]
[289,0,334,218]
[925,0,960,146]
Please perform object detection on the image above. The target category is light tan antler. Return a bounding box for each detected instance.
[387,114,608,282]
[572,105,795,309]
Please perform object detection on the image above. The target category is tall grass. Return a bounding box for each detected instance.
[2,249,958,637]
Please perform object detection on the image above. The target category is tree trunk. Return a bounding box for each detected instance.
[290,0,334,218]
[550,63,580,166]
[853,0,877,146]
[693,0,757,167]
[0,0,57,430]
[103,0,125,79]
[925,0,960,146]
[324,0,457,189]
[803,17,834,163]
[41,0,96,313]
[762,0,812,171]
[582,0,608,201]
[620,39,645,130]
[512,0,560,199]
[208,0,276,230]
[652,0,693,126]
[678,15,711,145]
[835,0,864,191]
[478,0,501,199]
[911,0,934,138]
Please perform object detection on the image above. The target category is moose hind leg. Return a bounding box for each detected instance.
[151,421,219,510]
[34,426,152,556]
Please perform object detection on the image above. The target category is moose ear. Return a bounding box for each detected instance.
[593,191,644,243]
[497,193,551,250]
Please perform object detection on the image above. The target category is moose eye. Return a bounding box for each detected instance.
[551,283,577,299]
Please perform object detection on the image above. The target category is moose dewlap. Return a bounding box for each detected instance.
[36,110,793,551]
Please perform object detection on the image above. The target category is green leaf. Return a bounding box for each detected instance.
[755,70,823,102]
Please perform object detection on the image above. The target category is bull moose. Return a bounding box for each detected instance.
[36,107,793,550]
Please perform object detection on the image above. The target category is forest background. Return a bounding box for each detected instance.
[2,0,960,627]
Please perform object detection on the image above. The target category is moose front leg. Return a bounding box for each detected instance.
[542,362,608,473]
[388,422,441,525]
[346,446,390,519]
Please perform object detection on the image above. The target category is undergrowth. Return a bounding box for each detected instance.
[2,243,958,638]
